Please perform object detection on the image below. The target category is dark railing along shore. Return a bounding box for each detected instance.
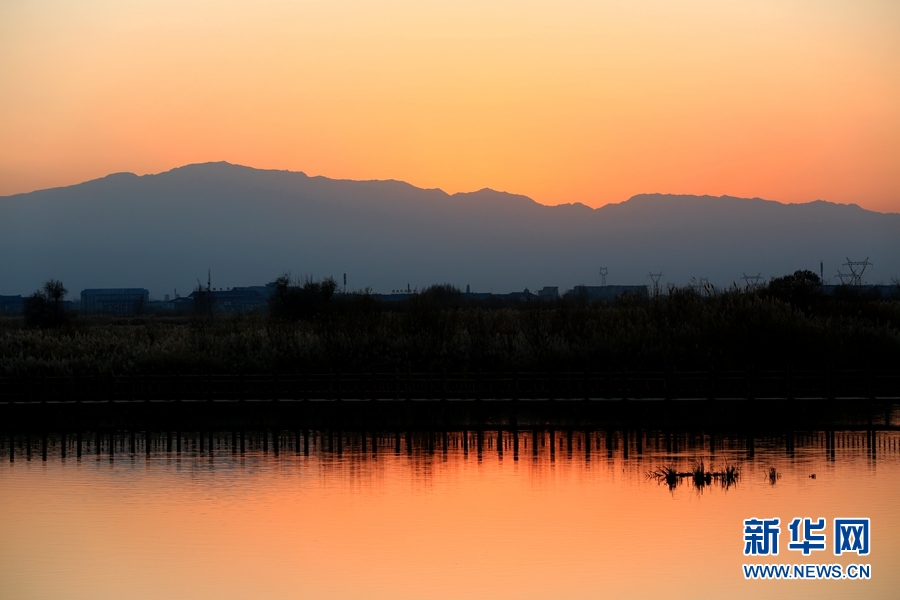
[2,369,899,403]
[1,369,898,433]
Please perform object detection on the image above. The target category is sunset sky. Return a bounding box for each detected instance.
[2,0,898,211]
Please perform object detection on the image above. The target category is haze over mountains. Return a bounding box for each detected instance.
[1,162,898,298]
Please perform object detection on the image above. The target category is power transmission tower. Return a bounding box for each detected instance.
[648,272,663,296]
[741,273,763,291]
[599,267,608,286]
[843,257,872,286]
[835,272,852,285]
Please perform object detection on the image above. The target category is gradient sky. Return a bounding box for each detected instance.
[2,0,898,211]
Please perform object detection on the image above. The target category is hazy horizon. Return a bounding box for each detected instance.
[4,161,898,217]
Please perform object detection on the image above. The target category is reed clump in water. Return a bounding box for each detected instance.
[650,462,739,490]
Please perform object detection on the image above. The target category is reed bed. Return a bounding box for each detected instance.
[1,288,898,377]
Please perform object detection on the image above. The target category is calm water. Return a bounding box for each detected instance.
[1,429,898,599]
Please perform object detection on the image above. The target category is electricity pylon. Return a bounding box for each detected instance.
[741,273,763,291]
[843,257,872,286]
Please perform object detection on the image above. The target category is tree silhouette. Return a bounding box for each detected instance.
[43,279,67,320]
[268,274,337,320]
[766,270,822,310]
[23,278,69,327]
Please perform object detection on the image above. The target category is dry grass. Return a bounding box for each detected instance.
[1,288,898,377]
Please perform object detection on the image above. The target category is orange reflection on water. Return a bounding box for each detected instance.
[1,430,898,599]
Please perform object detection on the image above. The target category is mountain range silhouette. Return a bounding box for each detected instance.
[1,162,898,297]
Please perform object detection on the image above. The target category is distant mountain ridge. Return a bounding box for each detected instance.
[1,162,898,297]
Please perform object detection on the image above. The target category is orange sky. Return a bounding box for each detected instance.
[2,0,899,211]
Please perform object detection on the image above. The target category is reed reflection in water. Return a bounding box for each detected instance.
[1,428,898,599]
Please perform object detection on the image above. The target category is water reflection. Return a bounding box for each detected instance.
[2,428,899,599]
[5,427,900,482]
